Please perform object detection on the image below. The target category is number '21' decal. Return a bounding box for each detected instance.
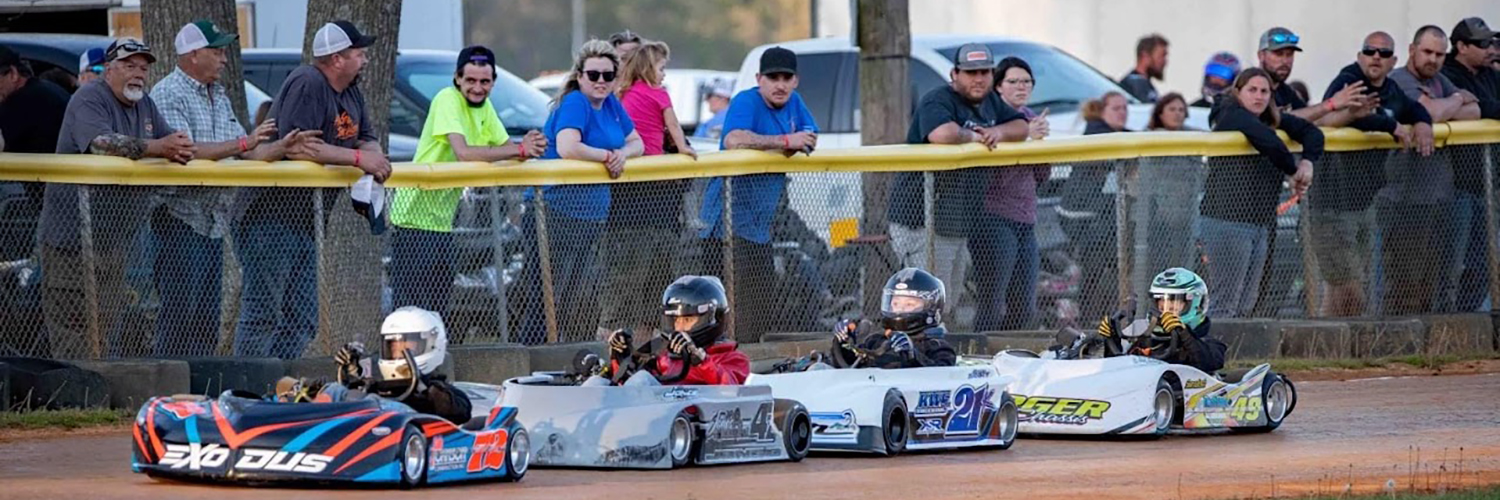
[945,384,989,436]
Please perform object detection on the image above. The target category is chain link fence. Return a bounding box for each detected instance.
[1,139,1495,360]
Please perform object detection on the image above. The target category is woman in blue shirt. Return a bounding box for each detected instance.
[520,39,644,343]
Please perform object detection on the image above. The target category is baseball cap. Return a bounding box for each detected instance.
[706,77,734,98]
[174,19,238,55]
[1451,17,1496,43]
[1258,27,1303,52]
[0,45,20,69]
[953,42,994,70]
[608,30,641,47]
[79,47,106,72]
[455,45,496,73]
[105,37,156,63]
[1204,51,1241,81]
[759,47,797,76]
[312,20,376,58]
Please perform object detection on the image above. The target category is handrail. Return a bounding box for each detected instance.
[0,120,1492,189]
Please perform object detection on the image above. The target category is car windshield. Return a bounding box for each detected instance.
[399,60,551,131]
[935,42,1139,111]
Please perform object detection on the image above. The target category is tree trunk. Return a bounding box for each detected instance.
[856,0,909,318]
[140,0,250,130]
[302,0,401,151]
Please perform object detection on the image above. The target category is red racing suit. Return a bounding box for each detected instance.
[647,340,750,385]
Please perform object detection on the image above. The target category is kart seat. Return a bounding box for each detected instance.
[1216,369,1251,384]
[461,416,487,432]
[217,391,382,422]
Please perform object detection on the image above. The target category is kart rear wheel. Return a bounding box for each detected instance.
[1235,374,1295,434]
[668,411,695,468]
[504,427,530,481]
[778,402,812,462]
[1151,379,1175,438]
[995,395,1019,450]
[881,390,908,456]
[399,424,428,488]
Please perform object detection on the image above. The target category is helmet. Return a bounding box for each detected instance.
[1149,268,1208,330]
[662,275,730,348]
[880,268,945,334]
[376,307,449,382]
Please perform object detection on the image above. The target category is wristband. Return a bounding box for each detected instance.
[238,136,249,153]
[783,135,790,150]
[354,150,362,168]
[518,145,528,160]
[1324,100,1336,112]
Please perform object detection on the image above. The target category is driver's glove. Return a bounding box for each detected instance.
[1096,316,1117,338]
[887,331,914,355]
[1157,311,1186,335]
[834,318,858,345]
[607,329,634,359]
[669,331,708,364]
[334,342,366,381]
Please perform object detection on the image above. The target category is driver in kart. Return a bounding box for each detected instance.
[603,275,751,385]
[281,307,473,424]
[829,268,956,368]
[1096,268,1227,373]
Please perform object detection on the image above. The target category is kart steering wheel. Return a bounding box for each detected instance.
[1132,330,1181,361]
[362,349,422,401]
[608,333,695,385]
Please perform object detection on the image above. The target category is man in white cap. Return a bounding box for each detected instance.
[692,77,733,140]
[78,47,105,86]
[147,19,317,357]
[232,20,387,360]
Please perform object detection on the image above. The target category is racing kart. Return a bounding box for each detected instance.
[747,339,1019,455]
[493,333,813,469]
[131,351,529,487]
[991,325,1297,437]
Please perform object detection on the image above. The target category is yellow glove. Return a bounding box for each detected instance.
[1096,317,1116,338]
[1158,311,1185,333]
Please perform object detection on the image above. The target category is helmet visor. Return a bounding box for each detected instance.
[1152,293,1190,316]
[881,290,934,315]
[381,331,431,361]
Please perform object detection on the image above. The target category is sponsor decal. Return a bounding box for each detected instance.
[701,402,782,462]
[235,449,333,473]
[429,436,469,472]
[968,369,991,380]
[662,387,699,400]
[1201,396,1232,408]
[537,433,566,463]
[596,443,669,466]
[916,417,944,436]
[1013,395,1111,426]
[915,390,951,416]
[1184,379,1208,390]
[466,429,510,473]
[810,410,856,435]
[160,443,231,470]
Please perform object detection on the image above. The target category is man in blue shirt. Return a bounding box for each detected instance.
[697,46,818,342]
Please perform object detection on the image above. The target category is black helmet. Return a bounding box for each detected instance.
[880,268,945,334]
[662,275,730,347]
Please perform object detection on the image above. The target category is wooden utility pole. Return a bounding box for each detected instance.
[140,0,250,130]
[856,0,909,317]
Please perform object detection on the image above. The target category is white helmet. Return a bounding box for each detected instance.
[377,306,448,382]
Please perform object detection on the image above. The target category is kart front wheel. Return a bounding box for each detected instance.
[668,411,695,468]
[504,427,530,481]
[1151,378,1175,438]
[995,395,1019,450]
[881,390,908,456]
[1234,374,1295,434]
[399,424,428,488]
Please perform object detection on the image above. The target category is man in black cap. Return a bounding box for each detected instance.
[0,45,70,155]
[696,46,819,342]
[888,42,1028,325]
[1441,17,1500,119]
[1256,27,1373,126]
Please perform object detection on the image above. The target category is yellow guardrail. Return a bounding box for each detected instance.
[0,121,1494,189]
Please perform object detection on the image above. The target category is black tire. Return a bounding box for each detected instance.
[1234,374,1295,434]
[503,427,530,482]
[1150,378,1175,438]
[881,390,908,456]
[399,424,428,488]
[774,399,812,462]
[668,411,695,468]
[994,395,1019,450]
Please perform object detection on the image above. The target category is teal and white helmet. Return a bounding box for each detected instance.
[1149,268,1208,330]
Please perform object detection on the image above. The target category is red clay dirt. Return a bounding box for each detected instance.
[1,373,1497,500]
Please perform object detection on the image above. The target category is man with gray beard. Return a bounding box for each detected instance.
[41,37,195,358]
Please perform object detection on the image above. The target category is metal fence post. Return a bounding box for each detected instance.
[490,187,510,343]
[1484,144,1500,313]
[722,176,737,340]
[534,192,560,344]
[1123,160,1148,319]
[79,185,102,359]
[922,171,935,271]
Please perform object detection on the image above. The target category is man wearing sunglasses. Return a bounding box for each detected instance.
[1256,27,1374,127]
[78,47,105,86]
[1441,17,1500,120]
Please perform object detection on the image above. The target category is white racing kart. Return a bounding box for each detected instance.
[992,325,1297,437]
[746,339,1019,455]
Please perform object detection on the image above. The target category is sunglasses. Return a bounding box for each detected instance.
[87,65,104,74]
[1468,38,1494,49]
[107,41,150,58]
[584,70,616,83]
[1361,47,1395,58]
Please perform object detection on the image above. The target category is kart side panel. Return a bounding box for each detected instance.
[1173,364,1274,429]
[992,354,1167,435]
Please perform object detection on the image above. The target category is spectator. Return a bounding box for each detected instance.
[1148,92,1191,130]
[605,40,694,334]
[0,45,71,154]
[971,55,1047,331]
[1490,34,1499,71]
[1138,91,1204,294]
[1311,31,1436,317]
[79,47,105,86]
[1120,34,1168,103]
[698,46,820,342]
[42,38,196,359]
[693,78,733,140]
[609,30,642,58]
[150,20,308,357]
[1059,91,1128,321]
[1192,52,1240,108]
[1440,17,1499,119]
[1256,27,1375,126]
[521,39,643,343]
[1199,68,1322,318]
[1393,26,1486,312]
[240,21,391,359]
[37,68,77,94]
[389,46,545,321]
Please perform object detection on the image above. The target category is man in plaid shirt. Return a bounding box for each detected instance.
[148,19,317,357]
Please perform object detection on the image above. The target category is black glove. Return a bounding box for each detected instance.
[834,318,858,345]
[887,331,914,355]
[334,342,366,381]
[607,329,634,358]
[669,331,707,364]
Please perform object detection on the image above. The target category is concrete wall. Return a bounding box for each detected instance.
[817,0,1500,105]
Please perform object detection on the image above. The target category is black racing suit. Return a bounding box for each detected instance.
[1125,318,1228,373]
[379,373,473,425]
[829,325,957,369]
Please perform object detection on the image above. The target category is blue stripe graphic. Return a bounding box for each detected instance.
[282,418,353,452]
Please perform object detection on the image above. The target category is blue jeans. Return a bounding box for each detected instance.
[233,214,318,359]
[970,217,1038,331]
[518,208,604,344]
[389,227,455,316]
[150,208,224,358]
[1433,193,1490,312]
[1197,217,1270,318]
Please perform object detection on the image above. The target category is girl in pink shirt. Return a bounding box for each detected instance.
[618,41,695,157]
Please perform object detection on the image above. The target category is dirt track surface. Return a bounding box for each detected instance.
[2,373,1498,500]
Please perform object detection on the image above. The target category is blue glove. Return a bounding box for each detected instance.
[888,332,914,354]
[834,319,859,345]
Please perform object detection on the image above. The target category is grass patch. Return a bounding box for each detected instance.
[0,408,132,430]
[1237,484,1500,500]
[1227,353,1499,372]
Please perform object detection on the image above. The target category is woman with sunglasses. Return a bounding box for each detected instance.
[520,39,644,343]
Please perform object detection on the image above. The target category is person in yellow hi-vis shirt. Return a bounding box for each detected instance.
[390,45,547,318]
